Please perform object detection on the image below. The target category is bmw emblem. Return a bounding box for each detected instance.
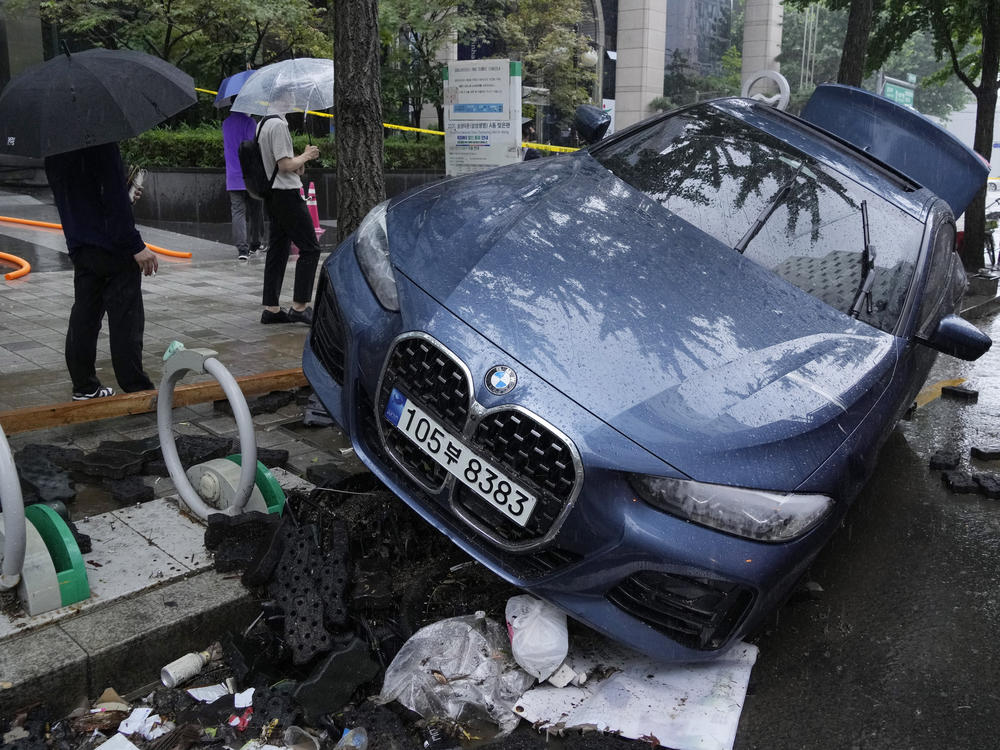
[485,365,517,396]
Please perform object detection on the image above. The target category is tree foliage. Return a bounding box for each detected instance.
[22,0,329,84]
[379,0,482,130]
[869,0,1000,269]
[498,0,596,126]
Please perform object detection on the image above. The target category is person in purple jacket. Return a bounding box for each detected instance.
[222,109,265,260]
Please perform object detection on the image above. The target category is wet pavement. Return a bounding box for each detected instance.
[3,180,1000,746]
[735,310,1000,749]
[0,186,336,409]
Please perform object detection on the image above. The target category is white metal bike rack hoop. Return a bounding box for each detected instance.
[157,342,258,520]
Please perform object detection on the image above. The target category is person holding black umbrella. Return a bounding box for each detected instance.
[45,144,159,398]
[0,47,197,399]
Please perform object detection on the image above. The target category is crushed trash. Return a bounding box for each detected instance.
[513,640,759,750]
[377,612,535,737]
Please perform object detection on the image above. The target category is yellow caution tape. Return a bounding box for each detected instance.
[198,86,578,153]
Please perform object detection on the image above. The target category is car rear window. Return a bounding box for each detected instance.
[590,105,925,333]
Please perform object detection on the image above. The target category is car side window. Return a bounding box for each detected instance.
[916,223,961,338]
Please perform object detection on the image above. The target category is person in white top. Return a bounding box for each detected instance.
[256,111,321,324]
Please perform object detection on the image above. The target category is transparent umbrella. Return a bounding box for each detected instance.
[231,58,334,116]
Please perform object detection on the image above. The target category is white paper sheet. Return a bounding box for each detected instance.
[513,641,758,750]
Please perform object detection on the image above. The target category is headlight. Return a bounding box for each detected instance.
[629,474,833,542]
[354,200,399,311]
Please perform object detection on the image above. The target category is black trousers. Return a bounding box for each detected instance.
[66,246,153,393]
[262,188,321,307]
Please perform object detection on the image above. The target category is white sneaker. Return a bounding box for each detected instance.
[72,386,114,400]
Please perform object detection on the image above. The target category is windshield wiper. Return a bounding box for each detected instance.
[734,162,804,255]
[850,200,877,318]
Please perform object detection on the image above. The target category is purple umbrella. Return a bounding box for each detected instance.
[214,69,255,108]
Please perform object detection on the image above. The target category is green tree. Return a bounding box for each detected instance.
[379,0,481,131]
[785,0,882,86]
[869,0,1000,270]
[22,0,329,86]
[499,0,596,129]
[864,29,970,118]
[781,3,969,119]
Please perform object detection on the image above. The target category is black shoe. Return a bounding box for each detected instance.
[238,252,249,261]
[72,385,114,400]
[261,308,290,324]
[288,306,313,325]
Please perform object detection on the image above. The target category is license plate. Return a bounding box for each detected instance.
[384,388,537,527]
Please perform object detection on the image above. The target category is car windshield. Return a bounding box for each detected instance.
[590,104,924,333]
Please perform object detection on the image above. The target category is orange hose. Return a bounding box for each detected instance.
[145,242,192,259]
[0,215,192,258]
[0,251,31,280]
[0,215,62,230]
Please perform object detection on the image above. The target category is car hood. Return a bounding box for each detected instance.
[387,154,898,488]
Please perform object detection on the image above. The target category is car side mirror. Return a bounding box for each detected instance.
[917,314,992,361]
[574,104,611,144]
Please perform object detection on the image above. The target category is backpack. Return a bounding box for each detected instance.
[238,115,279,200]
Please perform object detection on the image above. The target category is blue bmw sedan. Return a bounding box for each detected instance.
[303,85,991,661]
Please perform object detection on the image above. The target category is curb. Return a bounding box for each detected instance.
[0,569,258,718]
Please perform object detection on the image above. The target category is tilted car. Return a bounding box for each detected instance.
[303,84,991,662]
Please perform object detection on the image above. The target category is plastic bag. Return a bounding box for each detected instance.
[377,612,534,736]
[505,595,567,682]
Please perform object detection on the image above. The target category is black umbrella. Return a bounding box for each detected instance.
[0,48,196,158]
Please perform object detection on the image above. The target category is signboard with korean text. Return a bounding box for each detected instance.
[443,60,522,176]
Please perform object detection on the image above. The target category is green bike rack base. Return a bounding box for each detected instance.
[23,504,90,607]
[225,455,286,515]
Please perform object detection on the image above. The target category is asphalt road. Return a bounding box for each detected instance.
[734,309,1000,749]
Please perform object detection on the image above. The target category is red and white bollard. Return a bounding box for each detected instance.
[291,182,324,256]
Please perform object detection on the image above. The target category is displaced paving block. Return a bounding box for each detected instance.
[104,476,155,505]
[302,393,335,427]
[971,445,1000,461]
[942,470,979,494]
[17,454,76,504]
[929,450,961,470]
[204,512,281,575]
[292,636,380,722]
[15,444,84,470]
[973,473,1000,499]
[240,515,288,588]
[96,436,162,463]
[70,449,145,480]
[215,390,297,417]
[305,462,353,488]
[226,441,290,467]
[941,385,979,403]
[146,434,232,476]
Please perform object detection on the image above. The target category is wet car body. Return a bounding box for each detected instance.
[304,88,990,661]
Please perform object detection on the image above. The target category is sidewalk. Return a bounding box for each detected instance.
[0,185,357,716]
[0,187,320,410]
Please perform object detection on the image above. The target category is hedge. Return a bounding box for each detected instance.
[120,124,445,171]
